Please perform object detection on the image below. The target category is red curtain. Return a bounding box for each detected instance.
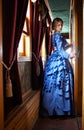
[46,23,52,57]
[31,0,47,89]
[3,0,28,116]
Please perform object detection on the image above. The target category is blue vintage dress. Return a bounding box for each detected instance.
[41,33,74,116]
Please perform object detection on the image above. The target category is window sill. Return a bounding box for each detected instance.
[18,56,32,62]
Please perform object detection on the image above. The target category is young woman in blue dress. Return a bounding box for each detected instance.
[40,17,76,117]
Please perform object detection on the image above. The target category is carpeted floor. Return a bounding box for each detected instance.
[32,116,82,130]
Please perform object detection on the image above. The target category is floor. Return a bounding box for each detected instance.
[32,116,82,130]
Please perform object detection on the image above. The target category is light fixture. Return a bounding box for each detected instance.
[31,0,37,3]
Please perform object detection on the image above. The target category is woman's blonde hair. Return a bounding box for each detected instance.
[52,17,63,30]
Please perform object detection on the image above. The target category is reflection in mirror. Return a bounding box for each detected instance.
[39,0,81,125]
[40,0,75,118]
[44,0,81,121]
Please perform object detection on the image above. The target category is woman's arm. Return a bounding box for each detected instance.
[64,43,73,50]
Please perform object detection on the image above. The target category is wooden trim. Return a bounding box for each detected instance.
[0,0,4,130]
[74,0,82,116]
[23,17,30,36]
[73,0,79,115]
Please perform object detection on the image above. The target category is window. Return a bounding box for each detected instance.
[18,0,32,96]
[18,0,32,61]
[41,33,47,68]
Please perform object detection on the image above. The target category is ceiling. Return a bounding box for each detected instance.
[47,0,70,33]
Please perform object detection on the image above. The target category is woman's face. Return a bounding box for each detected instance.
[55,21,63,33]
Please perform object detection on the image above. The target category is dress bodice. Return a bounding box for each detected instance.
[52,33,70,59]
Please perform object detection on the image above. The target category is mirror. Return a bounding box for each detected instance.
[42,0,82,129]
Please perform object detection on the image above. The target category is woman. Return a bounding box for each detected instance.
[40,17,75,117]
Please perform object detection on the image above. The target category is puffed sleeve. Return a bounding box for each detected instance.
[61,48,70,59]
[52,33,62,49]
[62,36,73,50]
[60,36,70,59]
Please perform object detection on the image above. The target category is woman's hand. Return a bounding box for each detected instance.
[65,43,73,50]
[70,51,76,59]
[65,43,73,48]
[70,46,80,60]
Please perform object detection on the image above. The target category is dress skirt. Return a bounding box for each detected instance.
[40,50,74,116]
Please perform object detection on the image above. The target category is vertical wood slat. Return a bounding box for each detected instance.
[5,90,40,130]
[74,0,79,115]
[74,0,82,116]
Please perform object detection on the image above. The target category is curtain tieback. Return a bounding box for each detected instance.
[1,54,16,97]
[5,70,13,97]
[32,52,39,62]
[32,52,40,76]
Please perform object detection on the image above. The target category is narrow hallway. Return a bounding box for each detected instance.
[32,116,81,130]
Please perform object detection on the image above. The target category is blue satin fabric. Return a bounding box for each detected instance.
[41,33,74,116]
